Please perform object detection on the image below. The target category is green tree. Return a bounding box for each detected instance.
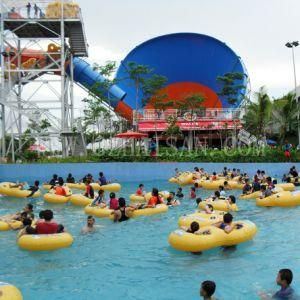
[163,115,183,148]
[217,72,246,106]
[178,93,205,150]
[271,93,299,144]
[82,98,107,152]
[243,87,272,140]
[126,62,152,112]
[142,74,169,152]
[82,61,119,151]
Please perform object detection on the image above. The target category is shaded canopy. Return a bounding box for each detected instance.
[115,131,148,139]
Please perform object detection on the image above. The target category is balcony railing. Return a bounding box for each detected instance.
[2,0,80,20]
[136,108,243,122]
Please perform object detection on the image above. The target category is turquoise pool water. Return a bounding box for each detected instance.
[1,176,300,299]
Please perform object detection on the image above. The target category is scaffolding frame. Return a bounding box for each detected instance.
[0,0,88,161]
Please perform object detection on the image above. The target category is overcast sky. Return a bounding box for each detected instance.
[76,0,300,99]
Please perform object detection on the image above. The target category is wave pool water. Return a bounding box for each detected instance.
[0,165,300,299]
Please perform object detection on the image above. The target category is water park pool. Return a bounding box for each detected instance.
[0,163,300,300]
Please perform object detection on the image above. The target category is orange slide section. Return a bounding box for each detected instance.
[4,43,61,73]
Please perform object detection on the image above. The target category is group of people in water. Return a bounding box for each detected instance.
[199,268,295,299]
[8,180,40,197]
[175,165,300,200]
[0,204,65,238]
[2,166,298,299]
[282,166,299,184]
[46,172,109,199]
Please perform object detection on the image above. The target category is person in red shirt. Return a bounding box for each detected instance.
[211,172,217,181]
[54,177,67,196]
[143,188,163,208]
[190,187,196,199]
[136,184,145,196]
[84,180,94,199]
[109,192,119,210]
[36,210,59,234]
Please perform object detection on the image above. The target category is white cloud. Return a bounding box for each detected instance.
[86,45,125,66]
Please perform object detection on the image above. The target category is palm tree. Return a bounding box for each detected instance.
[243,87,272,141]
[270,93,298,144]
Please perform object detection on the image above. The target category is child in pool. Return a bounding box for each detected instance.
[183,221,210,235]
[190,187,196,199]
[166,192,180,206]
[211,172,217,181]
[200,280,216,300]
[176,187,184,199]
[91,189,105,206]
[213,213,242,234]
[136,184,145,196]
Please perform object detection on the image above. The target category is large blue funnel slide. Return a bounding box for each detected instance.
[115,32,248,110]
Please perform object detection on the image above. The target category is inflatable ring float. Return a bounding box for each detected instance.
[168,220,257,252]
[17,232,73,251]
[199,200,238,212]
[0,182,41,198]
[256,190,300,207]
[44,187,72,204]
[178,211,226,228]
[0,282,22,300]
[69,194,93,206]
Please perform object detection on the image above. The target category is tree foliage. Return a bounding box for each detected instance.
[270,93,299,143]
[217,72,246,105]
[243,87,272,139]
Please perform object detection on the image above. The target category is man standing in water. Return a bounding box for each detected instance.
[81,216,96,234]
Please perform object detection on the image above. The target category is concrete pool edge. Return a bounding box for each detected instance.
[1,162,300,182]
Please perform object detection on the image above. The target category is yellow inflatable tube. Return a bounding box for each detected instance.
[256,190,300,207]
[178,211,226,228]
[168,220,257,252]
[199,180,243,190]
[168,177,179,184]
[66,182,121,192]
[0,220,23,231]
[239,190,262,200]
[275,183,295,191]
[227,181,244,189]
[169,172,194,186]
[129,191,169,202]
[239,186,283,200]
[199,200,238,212]
[91,183,121,192]
[85,205,113,218]
[0,182,41,198]
[17,232,73,251]
[70,194,93,206]
[130,204,168,217]
[198,180,224,190]
[43,187,72,204]
[42,184,52,190]
[85,204,168,218]
[129,194,146,202]
[0,282,22,300]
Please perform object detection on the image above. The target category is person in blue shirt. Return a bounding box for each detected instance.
[273,269,294,299]
[91,189,105,206]
[98,172,107,186]
[149,138,157,157]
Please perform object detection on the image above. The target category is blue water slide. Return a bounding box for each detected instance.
[67,57,126,107]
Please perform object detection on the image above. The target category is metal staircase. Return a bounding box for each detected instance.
[68,18,88,57]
